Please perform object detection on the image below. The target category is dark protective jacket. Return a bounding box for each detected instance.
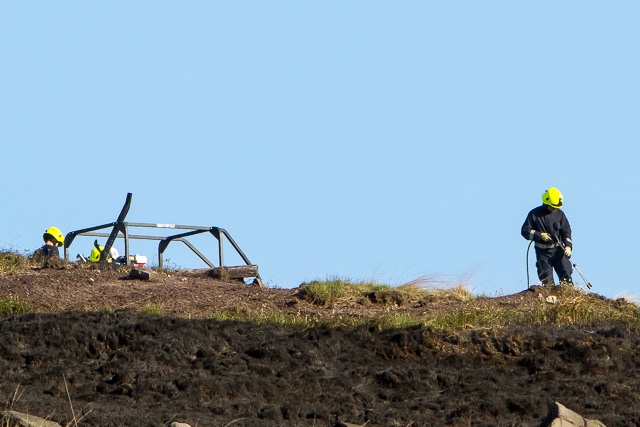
[32,244,60,262]
[521,205,573,249]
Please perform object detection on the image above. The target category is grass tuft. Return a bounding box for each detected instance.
[297,276,475,308]
[296,278,358,306]
[0,297,31,316]
[141,304,165,315]
[0,251,35,273]
[425,287,640,330]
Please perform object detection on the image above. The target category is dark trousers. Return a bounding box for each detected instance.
[535,246,573,285]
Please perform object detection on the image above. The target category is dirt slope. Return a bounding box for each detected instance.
[0,267,639,427]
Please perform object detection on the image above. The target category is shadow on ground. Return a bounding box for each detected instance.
[1,310,639,427]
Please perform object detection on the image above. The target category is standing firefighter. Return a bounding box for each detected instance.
[521,188,573,286]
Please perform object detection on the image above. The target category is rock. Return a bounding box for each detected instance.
[550,419,578,427]
[555,401,585,426]
[169,423,192,427]
[546,295,558,304]
[541,402,606,427]
[0,411,61,427]
[127,268,158,281]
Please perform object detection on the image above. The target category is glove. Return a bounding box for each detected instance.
[540,232,553,242]
[564,246,572,258]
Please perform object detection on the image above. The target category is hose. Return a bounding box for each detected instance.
[526,240,533,289]
[526,233,593,290]
[552,234,593,290]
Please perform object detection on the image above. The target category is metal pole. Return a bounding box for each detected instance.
[572,263,593,289]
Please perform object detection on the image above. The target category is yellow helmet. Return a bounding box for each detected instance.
[43,226,64,247]
[89,246,104,263]
[542,187,563,208]
[89,246,118,262]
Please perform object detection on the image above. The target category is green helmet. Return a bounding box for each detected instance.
[542,187,563,208]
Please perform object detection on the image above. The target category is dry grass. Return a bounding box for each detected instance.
[211,283,640,331]
[0,297,31,316]
[209,307,420,329]
[0,251,36,273]
[426,285,640,329]
[141,304,165,315]
[1,252,639,331]
[1,378,92,427]
[1,386,22,427]
[297,275,475,308]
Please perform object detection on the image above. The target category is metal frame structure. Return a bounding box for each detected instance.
[63,194,258,275]
[64,223,255,270]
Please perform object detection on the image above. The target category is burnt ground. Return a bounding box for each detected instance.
[0,266,639,426]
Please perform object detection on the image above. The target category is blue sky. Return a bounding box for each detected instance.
[2,3,638,299]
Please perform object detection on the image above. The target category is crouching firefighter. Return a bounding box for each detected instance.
[521,187,573,286]
[33,226,64,263]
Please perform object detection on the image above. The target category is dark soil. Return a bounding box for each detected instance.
[0,266,639,427]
